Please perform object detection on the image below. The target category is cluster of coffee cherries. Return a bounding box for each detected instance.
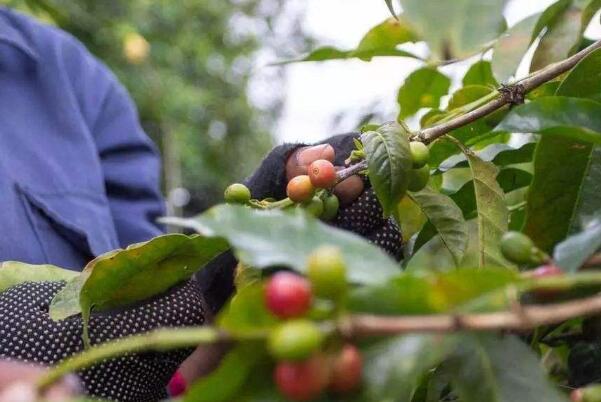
[263,246,362,401]
[500,231,564,299]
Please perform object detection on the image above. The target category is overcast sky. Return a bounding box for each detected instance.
[256,0,598,144]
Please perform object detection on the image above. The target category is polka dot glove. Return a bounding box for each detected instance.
[0,280,206,402]
[198,133,403,314]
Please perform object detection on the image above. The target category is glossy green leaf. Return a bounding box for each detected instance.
[408,187,468,266]
[447,85,494,111]
[453,140,510,267]
[531,3,584,71]
[438,141,536,172]
[217,283,279,336]
[363,335,457,401]
[519,49,601,251]
[492,13,540,82]
[554,217,601,273]
[49,234,229,320]
[363,123,412,216]
[0,262,78,293]
[184,343,266,402]
[399,0,505,59]
[463,60,497,87]
[447,334,567,402]
[164,205,400,284]
[495,97,601,144]
[398,68,451,118]
[349,267,519,315]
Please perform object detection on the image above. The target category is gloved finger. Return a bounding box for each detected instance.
[332,187,386,235]
[286,144,335,181]
[332,172,364,206]
[0,361,81,402]
[366,218,403,261]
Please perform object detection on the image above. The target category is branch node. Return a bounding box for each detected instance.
[499,83,526,106]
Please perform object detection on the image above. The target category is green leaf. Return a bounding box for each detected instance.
[519,49,601,251]
[398,68,451,118]
[492,13,540,82]
[554,217,601,273]
[184,343,266,402]
[447,334,567,402]
[437,141,536,172]
[363,335,458,401]
[452,140,510,267]
[462,60,497,87]
[49,234,228,320]
[399,0,506,60]
[0,262,78,293]
[349,267,519,315]
[531,3,585,71]
[363,122,412,216]
[164,205,400,285]
[494,97,601,144]
[276,17,418,64]
[218,283,279,336]
[447,85,494,111]
[408,187,468,266]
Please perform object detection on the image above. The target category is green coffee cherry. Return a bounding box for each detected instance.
[500,231,536,264]
[410,141,430,168]
[407,164,430,192]
[303,197,324,218]
[306,246,347,300]
[268,319,324,361]
[224,183,251,204]
[321,194,340,221]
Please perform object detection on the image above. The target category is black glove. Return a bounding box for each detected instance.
[0,279,206,402]
[198,133,403,314]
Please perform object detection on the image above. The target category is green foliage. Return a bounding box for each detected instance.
[397,68,451,118]
[0,262,77,292]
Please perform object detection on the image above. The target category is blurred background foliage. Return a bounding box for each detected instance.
[1,0,311,214]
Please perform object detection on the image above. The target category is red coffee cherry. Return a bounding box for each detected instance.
[329,344,363,394]
[308,159,337,189]
[287,175,316,203]
[529,264,564,300]
[274,355,328,401]
[265,272,312,319]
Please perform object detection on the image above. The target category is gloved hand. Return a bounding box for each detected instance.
[198,133,403,314]
[0,279,206,402]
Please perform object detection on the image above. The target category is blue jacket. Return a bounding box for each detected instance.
[0,8,165,270]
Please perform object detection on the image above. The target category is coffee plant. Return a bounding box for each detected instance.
[4,0,601,401]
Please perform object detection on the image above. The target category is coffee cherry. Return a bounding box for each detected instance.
[224,183,251,204]
[306,246,347,300]
[287,175,315,203]
[265,272,312,319]
[572,389,584,402]
[500,231,536,264]
[530,264,564,300]
[303,197,324,218]
[570,385,601,402]
[321,194,340,221]
[308,159,337,189]
[329,344,363,394]
[269,320,324,361]
[407,164,430,192]
[410,141,430,168]
[274,355,328,401]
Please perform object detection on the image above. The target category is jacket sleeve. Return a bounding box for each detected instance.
[88,73,165,247]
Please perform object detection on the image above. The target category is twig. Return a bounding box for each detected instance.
[336,160,367,183]
[582,253,601,269]
[419,39,601,144]
[347,293,601,336]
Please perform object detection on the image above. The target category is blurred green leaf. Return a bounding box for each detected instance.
[447,334,567,402]
[492,13,540,82]
[554,217,601,272]
[218,283,279,336]
[0,262,77,293]
[364,122,412,216]
[463,60,497,87]
[438,141,536,172]
[409,187,468,266]
[164,205,400,284]
[399,0,506,59]
[49,234,228,320]
[398,68,451,118]
[363,335,458,401]
[447,85,494,111]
